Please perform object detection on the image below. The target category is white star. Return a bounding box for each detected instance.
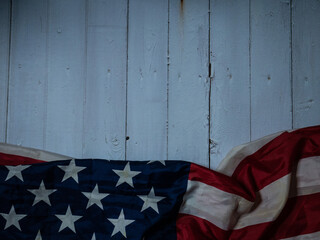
[147,160,166,166]
[58,159,86,183]
[0,205,26,230]
[107,209,135,238]
[35,230,42,240]
[138,187,165,214]
[82,184,109,210]
[91,233,96,240]
[113,163,141,187]
[28,181,57,206]
[55,205,82,233]
[5,165,30,181]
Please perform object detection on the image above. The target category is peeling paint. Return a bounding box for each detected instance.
[209,139,218,155]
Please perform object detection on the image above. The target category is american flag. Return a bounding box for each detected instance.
[0,125,320,239]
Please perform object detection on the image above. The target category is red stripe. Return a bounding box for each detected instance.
[273,192,320,239]
[176,213,230,240]
[0,152,45,165]
[189,163,254,202]
[232,126,320,194]
[229,192,320,240]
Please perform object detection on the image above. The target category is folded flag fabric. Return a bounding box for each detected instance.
[0,125,320,239]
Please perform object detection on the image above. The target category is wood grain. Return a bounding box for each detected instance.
[126,0,168,160]
[210,0,250,169]
[7,0,48,149]
[45,0,86,157]
[251,0,292,140]
[292,0,320,128]
[2,1,320,165]
[168,0,210,167]
[0,0,10,142]
[83,0,127,160]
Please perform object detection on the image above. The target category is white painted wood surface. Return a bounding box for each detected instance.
[210,0,250,169]
[83,0,127,160]
[126,0,168,160]
[168,0,209,167]
[0,0,10,142]
[292,0,320,129]
[1,0,320,167]
[45,0,86,157]
[7,0,48,149]
[250,0,292,140]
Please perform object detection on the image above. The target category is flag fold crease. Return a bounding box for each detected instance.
[0,125,319,239]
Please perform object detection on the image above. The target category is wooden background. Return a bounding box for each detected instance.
[0,0,319,168]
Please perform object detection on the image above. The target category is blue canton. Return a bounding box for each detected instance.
[0,159,190,240]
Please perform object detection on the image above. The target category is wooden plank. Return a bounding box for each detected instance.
[168,0,210,167]
[126,0,168,161]
[292,0,320,128]
[6,0,48,148]
[251,0,292,140]
[209,0,250,169]
[45,0,86,157]
[83,0,127,160]
[0,0,10,142]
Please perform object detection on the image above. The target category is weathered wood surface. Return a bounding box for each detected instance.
[6,0,48,149]
[1,0,320,167]
[250,0,292,141]
[0,0,10,143]
[169,0,210,167]
[45,0,86,157]
[83,0,127,160]
[210,0,250,169]
[292,0,320,129]
[126,0,168,161]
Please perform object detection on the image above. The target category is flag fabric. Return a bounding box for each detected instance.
[0,125,320,239]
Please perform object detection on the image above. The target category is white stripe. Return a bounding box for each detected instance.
[181,156,320,231]
[234,174,290,229]
[0,143,70,161]
[217,131,282,176]
[292,156,320,197]
[280,231,320,240]
[179,180,253,230]
[221,156,320,230]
